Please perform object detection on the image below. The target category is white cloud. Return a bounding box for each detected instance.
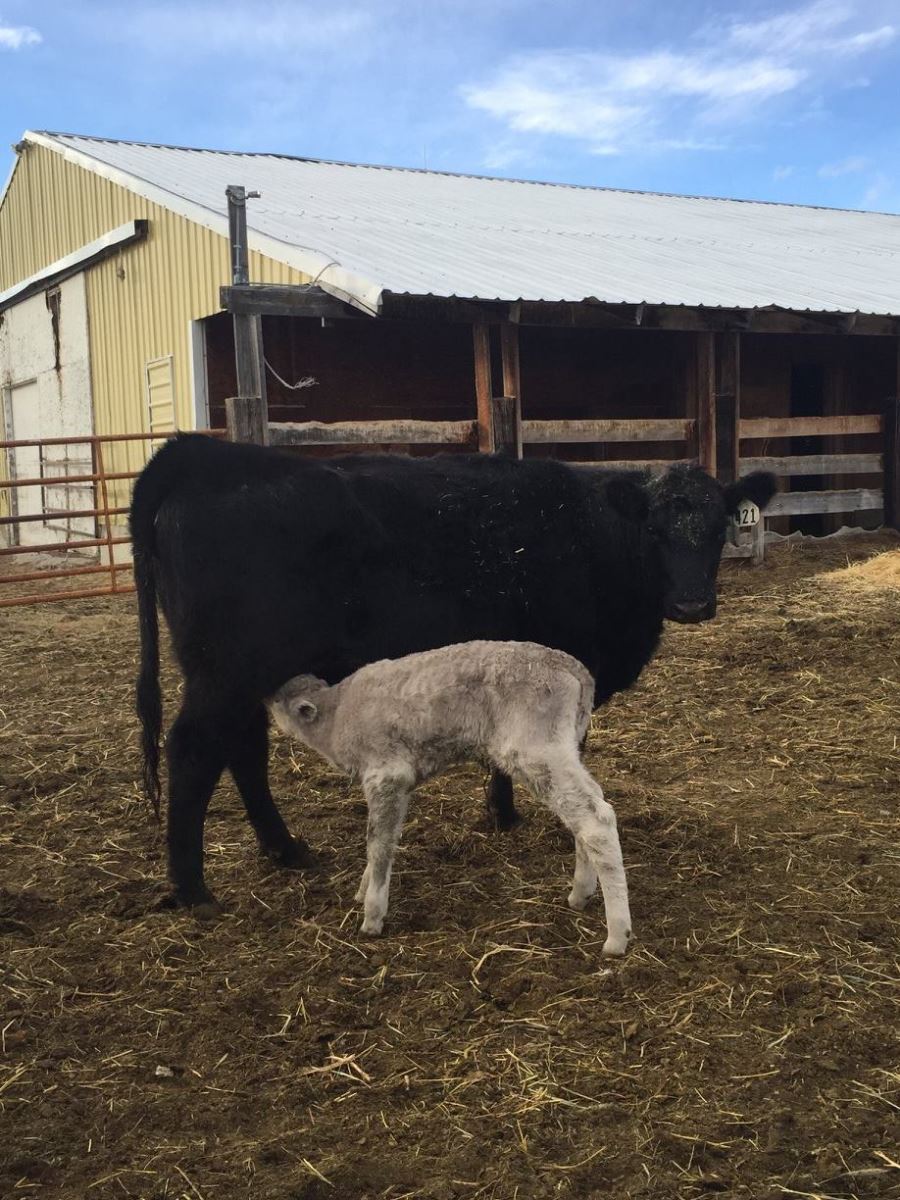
[461,1,896,157]
[862,171,891,207]
[0,21,41,49]
[773,165,794,180]
[818,155,869,176]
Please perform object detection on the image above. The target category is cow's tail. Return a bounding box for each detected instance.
[134,542,162,822]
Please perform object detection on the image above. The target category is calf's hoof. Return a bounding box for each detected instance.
[601,930,632,957]
[265,837,319,872]
[360,916,385,937]
[567,889,592,912]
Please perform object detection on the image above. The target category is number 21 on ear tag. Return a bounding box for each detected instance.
[735,500,761,528]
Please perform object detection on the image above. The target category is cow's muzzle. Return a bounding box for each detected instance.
[668,599,714,624]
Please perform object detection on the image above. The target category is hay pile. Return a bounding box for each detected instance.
[1,534,898,1200]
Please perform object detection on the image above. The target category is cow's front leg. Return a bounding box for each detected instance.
[485,769,521,830]
[229,704,317,870]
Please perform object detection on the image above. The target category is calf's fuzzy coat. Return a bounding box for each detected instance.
[269,640,632,955]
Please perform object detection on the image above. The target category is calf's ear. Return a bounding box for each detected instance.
[724,471,777,516]
[293,699,319,723]
[605,477,649,523]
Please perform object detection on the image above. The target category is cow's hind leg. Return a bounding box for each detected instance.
[165,692,233,912]
[485,769,521,830]
[229,704,317,870]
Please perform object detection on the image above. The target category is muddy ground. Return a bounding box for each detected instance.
[1,536,899,1200]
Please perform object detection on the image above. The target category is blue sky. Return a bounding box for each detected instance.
[2,0,898,211]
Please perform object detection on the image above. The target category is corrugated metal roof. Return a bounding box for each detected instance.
[20,131,900,317]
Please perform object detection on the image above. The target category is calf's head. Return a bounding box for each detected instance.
[267,674,329,739]
[607,466,777,624]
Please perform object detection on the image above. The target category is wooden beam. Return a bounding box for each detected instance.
[765,488,883,516]
[715,332,740,483]
[740,453,883,476]
[499,322,523,458]
[221,283,359,319]
[571,458,697,474]
[883,390,900,530]
[229,311,268,445]
[490,397,519,458]
[739,414,882,439]
[522,418,694,444]
[268,419,477,447]
[226,395,268,445]
[696,332,716,475]
[473,322,494,453]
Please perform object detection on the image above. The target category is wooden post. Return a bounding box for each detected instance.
[715,331,740,484]
[473,322,494,452]
[883,393,900,530]
[695,332,716,476]
[226,185,268,445]
[491,396,518,457]
[499,322,523,458]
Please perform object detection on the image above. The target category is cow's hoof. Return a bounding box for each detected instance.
[265,837,319,871]
[156,888,222,916]
[567,889,591,912]
[360,917,384,937]
[490,808,523,832]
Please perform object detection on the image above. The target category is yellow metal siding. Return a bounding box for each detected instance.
[1,148,306,418]
[0,141,311,510]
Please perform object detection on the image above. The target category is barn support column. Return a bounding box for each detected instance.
[884,341,900,529]
[225,185,268,445]
[715,332,740,484]
[473,320,522,457]
[695,331,717,476]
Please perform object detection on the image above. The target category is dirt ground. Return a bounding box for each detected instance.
[1,536,899,1200]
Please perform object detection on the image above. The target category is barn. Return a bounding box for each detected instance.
[2,131,900,1198]
[1,129,900,576]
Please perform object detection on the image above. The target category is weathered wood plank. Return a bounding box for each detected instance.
[499,323,523,458]
[696,331,716,475]
[491,396,519,458]
[765,488,883,516]
[570,458,697,473]
[739,415,881,439]
[473,323,494,453]
[226,396,268,446]
[715,331,740,483]
[740,453,883,476]
[221,283,358,319]
[522,418,694,444]
[884,393,900,529]
[268,419,477,446]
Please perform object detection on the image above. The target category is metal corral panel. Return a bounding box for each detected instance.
[11,130,900,318]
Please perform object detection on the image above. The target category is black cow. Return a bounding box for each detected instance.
[130,433,775,910]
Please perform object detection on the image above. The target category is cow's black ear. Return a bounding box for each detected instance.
[605,477,649,523]
[724,471,778,516]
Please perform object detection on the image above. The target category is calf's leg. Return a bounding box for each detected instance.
[228,704,317,870]
[520,754,632,957]
[359,767,413,935]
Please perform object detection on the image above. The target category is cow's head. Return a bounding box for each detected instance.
[606,466,777,624]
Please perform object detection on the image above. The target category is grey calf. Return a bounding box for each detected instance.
[268,640,632,956]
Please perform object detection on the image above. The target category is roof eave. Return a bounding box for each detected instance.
[24,130,385,316]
